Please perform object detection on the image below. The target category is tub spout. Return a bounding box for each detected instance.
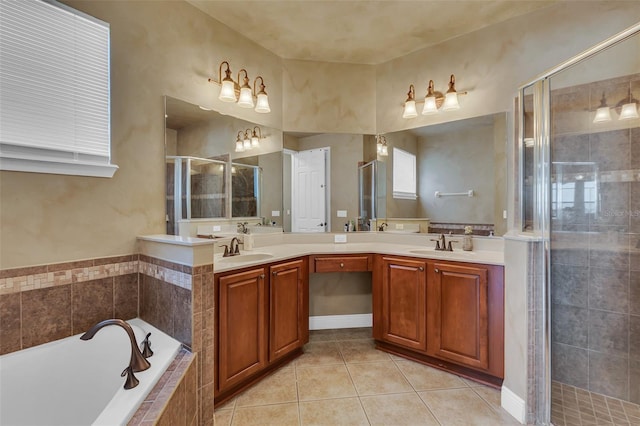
[80,319,151,374]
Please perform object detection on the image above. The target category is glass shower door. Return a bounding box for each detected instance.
[545,33,640,426]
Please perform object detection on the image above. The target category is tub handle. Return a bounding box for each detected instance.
[140,332,153,358]
[121,366,140,390]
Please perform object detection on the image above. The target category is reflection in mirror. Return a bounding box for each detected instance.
[380,112,508,236]
[164,96,283,235]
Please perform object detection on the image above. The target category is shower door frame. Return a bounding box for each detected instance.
[518,22,640,425]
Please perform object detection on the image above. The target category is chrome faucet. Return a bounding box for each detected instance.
[80,319,151,389]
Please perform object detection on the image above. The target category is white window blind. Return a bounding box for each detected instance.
[392,147,417,200]
[0,0,117,177]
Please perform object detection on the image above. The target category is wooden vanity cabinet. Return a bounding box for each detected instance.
[216,267,267,392]
[310,254,373,273]
[426,262,504,378]
[373,255,504,386]
[373,256,427,352]
[215,257,308,402]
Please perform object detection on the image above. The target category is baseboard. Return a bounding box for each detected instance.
[309,314,373,330]
[501,385,526,424]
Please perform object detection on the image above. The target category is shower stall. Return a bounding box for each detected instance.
[519,24,640,425]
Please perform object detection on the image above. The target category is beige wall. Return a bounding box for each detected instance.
[416,118,495,225]
[0,1,283,268]
[375,2,640,134]
[282,60,376,134]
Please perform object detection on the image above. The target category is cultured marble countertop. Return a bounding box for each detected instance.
[213,233,505,273]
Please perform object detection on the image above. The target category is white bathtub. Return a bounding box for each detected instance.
[0,318,181,426]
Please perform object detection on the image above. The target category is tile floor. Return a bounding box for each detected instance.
[213,328,520,425]
[551,381,640,426]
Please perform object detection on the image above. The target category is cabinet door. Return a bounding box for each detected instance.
[376,256,427,351]
[269,258,309,362]
[217,268,267,392]
[428,262,489,371]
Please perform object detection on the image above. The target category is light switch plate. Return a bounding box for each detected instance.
[503,210,507,219]
[271,210,280,217]
[334,234,347,243]
[337,210,347,217]
[395,223,404,230]
[213,225,221,231]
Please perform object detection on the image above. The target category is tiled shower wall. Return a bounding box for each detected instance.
[550,74,640,404]
[0,253,216,424]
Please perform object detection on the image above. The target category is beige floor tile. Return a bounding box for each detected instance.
[235,371,298,407]
[360,392,440,425]
[297,364,358,401]
[472,386,522,425]
[215,396,237,412]
[332,327,373,341]
[347,361,413,396]
[339,339,391,363]
[309,329,337,342]
[232,402,299,426]
[297,341,344,367]
[395,360,467,391]
[214,409,233,426]
[299,397,369,426]
[419,388,516,426]
[461,377,486,387]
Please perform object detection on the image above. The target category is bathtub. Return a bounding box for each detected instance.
[0,318,182,426]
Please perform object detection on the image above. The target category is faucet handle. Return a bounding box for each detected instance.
[121,366,140,390]
[429,238,442,250]
[221,244,229,257]
[234,243,240,254]
[447,240,457,251]
[140,332,153,358]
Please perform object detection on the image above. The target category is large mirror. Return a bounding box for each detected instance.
[164,95,507,237]
[164,96,283,235]
[379,112,508,236]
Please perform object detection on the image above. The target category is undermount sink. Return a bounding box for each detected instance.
[409,248,475,256]
[217,253,274,264]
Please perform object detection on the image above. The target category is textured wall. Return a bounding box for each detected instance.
[0,1,282,269]
[376,2,640,134]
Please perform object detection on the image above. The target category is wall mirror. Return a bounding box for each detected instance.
[164,96,283,235]
[380,112,508,236]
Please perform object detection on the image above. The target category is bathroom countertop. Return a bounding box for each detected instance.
[213,238,504,273]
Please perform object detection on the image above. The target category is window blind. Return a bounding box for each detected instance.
[0,0,117,177]
[392,147,417,200]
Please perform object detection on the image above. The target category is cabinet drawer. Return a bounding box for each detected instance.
[311,255,372,273]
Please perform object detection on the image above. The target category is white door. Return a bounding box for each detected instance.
[292,148,328,232]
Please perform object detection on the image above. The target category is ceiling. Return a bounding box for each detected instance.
[187,0,557,65]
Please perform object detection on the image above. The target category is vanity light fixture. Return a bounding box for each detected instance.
[209,61,271,114]
[235,126,264,152]
[593,92,612,123]
[402,85,418,119]
[235,131,245,153]
[251,126,262,148]
[243,129,252,150]
[376,135,388,156]
[616,88,639,120]
[404,74,466,119]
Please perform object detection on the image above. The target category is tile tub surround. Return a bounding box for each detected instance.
[0,254,138,355]
[128,349,198,426]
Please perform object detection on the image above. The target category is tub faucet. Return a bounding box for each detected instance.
[80,319,151,389]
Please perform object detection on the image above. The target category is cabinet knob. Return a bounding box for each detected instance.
[272,271,277,276]
[434,268,440,273]
[419,266,424,271]
[260,274,265,279]
[340,263,344,268]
